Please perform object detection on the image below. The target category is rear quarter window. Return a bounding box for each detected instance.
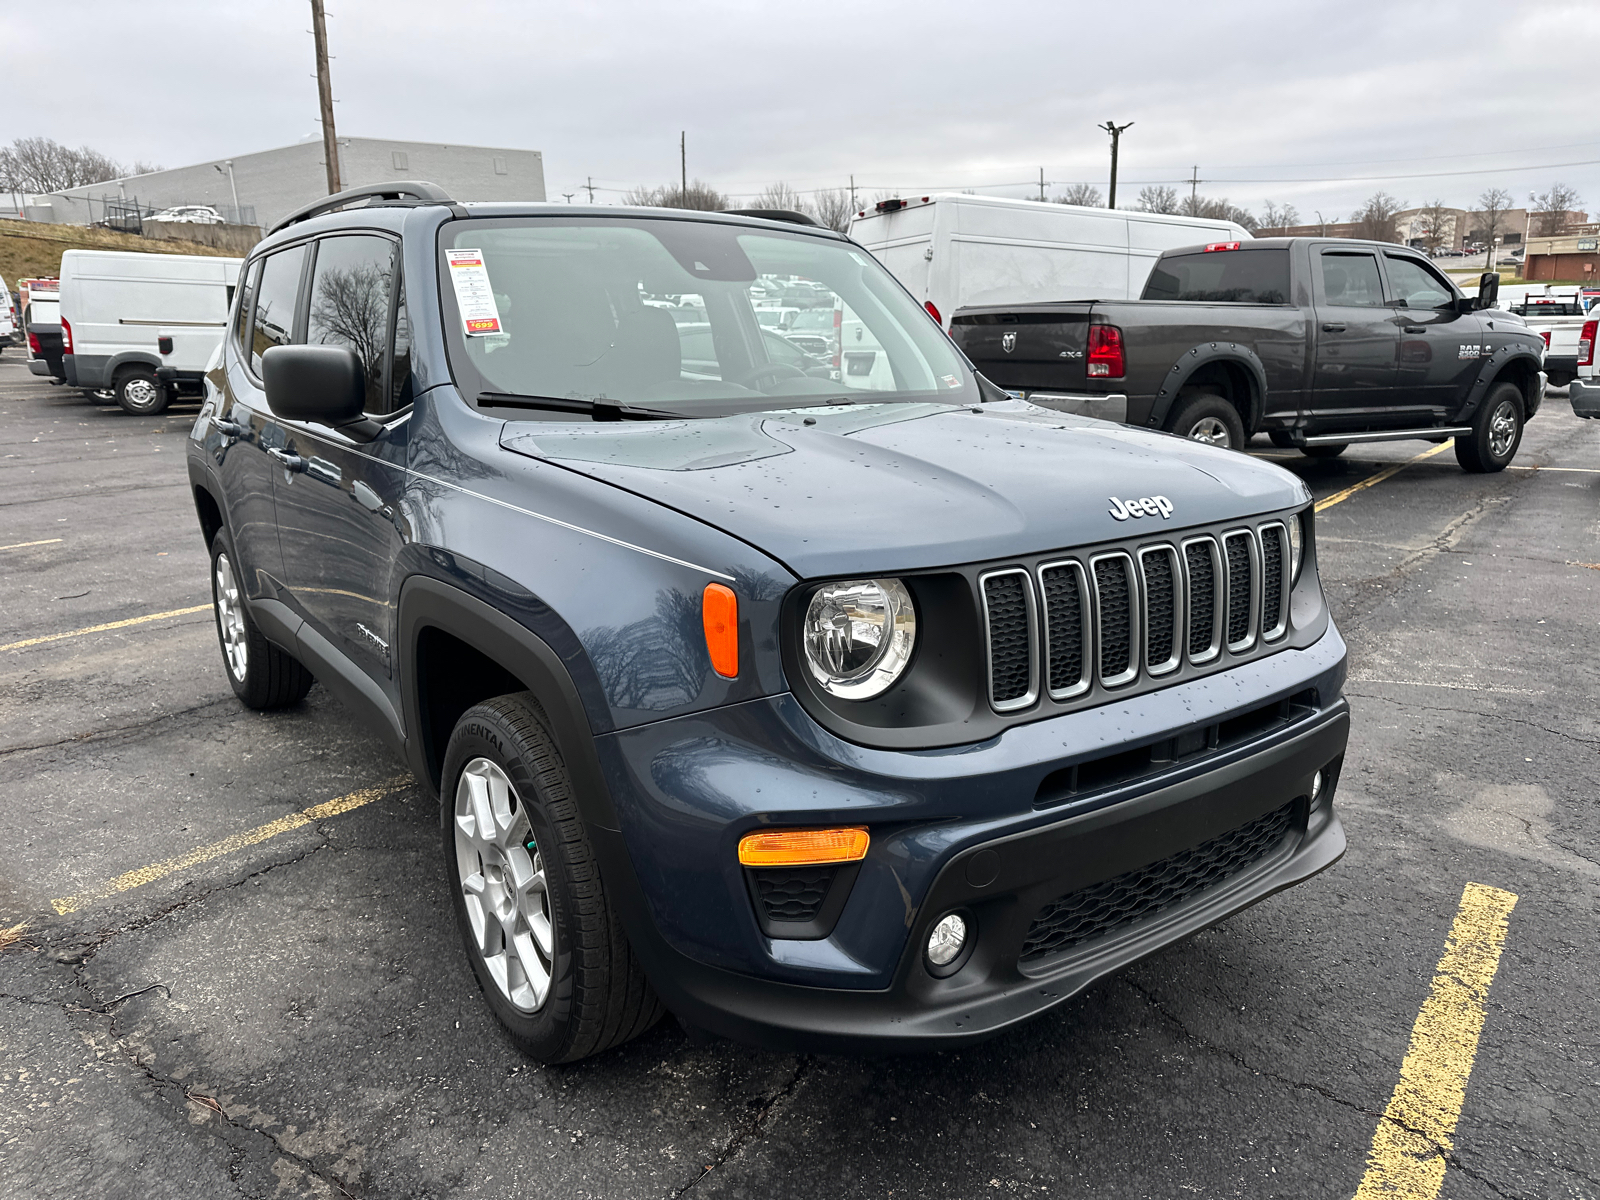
[1143,249,1290,304]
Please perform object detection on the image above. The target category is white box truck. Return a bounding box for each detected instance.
[58,249,243,414]
[848,193,1252,328]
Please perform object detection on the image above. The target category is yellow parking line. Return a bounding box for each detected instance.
[1352,882,1518,1200]
[1315,441,1456,514]
[0,604,210,653]
[0,538,63,552]
[51,776,411,915]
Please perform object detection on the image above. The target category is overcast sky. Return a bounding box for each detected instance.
[13,0,1600,221]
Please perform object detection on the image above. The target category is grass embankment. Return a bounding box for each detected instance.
[0,218,239,284]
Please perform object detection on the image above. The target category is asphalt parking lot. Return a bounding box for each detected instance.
[2,355,1597,1200]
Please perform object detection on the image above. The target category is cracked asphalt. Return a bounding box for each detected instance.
[2,354,1597,1199]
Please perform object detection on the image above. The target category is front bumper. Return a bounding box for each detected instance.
[598,628,1350,1052]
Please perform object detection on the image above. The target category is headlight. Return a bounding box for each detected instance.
[803,578,917,699]
[1288,510,1306,583]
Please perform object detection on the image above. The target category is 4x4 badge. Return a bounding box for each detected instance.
[1002,332,1017,353]
[1108,495,1175,521]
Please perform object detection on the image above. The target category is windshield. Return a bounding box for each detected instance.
[439,216,976,415]
[1143,249,1290,304]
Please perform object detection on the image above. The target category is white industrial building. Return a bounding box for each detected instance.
[25,137,546,230]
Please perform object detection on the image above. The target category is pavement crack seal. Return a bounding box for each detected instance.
[674,1056,812,1195]
[50,776,412,915]
[0,698,238,758]
[1346,691,1600,752]
[1353,882,1518,1200]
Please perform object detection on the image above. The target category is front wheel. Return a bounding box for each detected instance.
[442,693,663,1063]
[1168,391,1245,451]
[1455,383,1523,473]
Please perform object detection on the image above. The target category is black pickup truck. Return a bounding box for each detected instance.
[952,238,1547,472]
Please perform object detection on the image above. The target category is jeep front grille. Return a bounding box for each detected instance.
[978,519,1294,715]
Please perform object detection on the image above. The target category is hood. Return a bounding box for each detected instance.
[499,400,1311,579]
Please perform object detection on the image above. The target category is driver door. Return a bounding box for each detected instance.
[1382,252,1483,421]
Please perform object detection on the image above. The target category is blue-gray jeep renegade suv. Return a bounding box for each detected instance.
[186,182,1349,1062]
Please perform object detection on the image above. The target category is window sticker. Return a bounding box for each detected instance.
[445,249,504,336]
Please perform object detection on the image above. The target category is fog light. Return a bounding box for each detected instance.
[1311,770,1324,802]
[926,913,968,966]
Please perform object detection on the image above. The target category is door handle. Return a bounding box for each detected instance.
[1403,326,1427,334]
[212,415,246,437]
[1320,322,1347,333]
[266,448,304,472]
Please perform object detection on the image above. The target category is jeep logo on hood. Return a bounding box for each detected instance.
[1108,495,1174,521]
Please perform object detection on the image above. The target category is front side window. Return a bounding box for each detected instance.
[306,234,397,414]
[438,217,975,416]
[1383,255,1454,309]
[250,244,308,373]
[1142,249,1289,304]
[1318,252,1385,308]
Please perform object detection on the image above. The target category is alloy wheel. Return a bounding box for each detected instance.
[453,757,554,1013]
[1186,416,1232,447]
[1488,400,1517,458]
[213,551,249,681]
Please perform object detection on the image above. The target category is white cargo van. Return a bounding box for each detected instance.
[59,250,243,414]
[848,193,1252,328]
[0,274,15,354]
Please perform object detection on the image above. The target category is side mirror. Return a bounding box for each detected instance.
[261,344,369,432]
[1475,271,1500,310]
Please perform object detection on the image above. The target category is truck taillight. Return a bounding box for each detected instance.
[1087,324,1125,378]
[1204,241,1241,252]
[60,317,73,354]
[924,300,941,325]
[1580,320,1597,366]
[28,330,41,355]
[1539,331,1551,348]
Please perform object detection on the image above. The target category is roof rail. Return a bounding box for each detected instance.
[267,181,457,235]
[720,208,820,228]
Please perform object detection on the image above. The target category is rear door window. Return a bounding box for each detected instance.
[1142,249,1289,303]
[249,244,308,373]
[1317,252,1385,307]
[305,234,398,414]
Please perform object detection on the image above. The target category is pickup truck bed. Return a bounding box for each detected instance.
[954,237,1546,473]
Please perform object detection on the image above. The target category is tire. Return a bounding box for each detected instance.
[209,531,314,708]
[114,366,169,415]
[441,693,663,1063]
[1167,390,1245,451]
[1268,430,1298,448]
[1455,382,1523,473]
[1301,443,1348,459]
[83,388,115,404]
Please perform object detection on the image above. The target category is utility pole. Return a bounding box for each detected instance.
[584,176,596,203]
[1187,165,1203,213]
[1098,121,1133,209]
[214,161,240,221]
[1039,168,1046,202]
[850,174,856,211]
[680,131,686,199]
[310,0,341,195]
[1315,210,1326,237]
[562,193,575,203]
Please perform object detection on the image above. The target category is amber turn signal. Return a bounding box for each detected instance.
[703,582,738,678]
[738,826,870,867]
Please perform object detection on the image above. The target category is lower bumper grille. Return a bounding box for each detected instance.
[752,867,834,924]
[1018,800,1298,963]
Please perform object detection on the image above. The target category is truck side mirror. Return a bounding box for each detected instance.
[1475,272,1500,310]
[261,344,376,439]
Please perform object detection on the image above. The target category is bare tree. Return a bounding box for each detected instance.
[1136,185,1179,215]
[1056,183,1102,207]
[622,179,729,211]
[754,181,806,212]
[1417,199,1453,255]
[0,136,135,192]
[810,187,855,233]
[1474,187,1512,259]
[1532,182,1584,236]
[1259,200,1300,232]
[1352,191,1405,242]
[1180,193,1259,232]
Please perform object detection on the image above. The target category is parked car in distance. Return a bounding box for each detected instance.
[59,249,244,414]
[1508,289,1586,385]
[850,193,1252,328]
[20,278,64,382]
[188,183,1349,1063]
[953,239,1546,472]
[0,274,15,354]
[150,205,225,224]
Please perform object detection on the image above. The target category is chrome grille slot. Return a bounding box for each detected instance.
[1091,553,1139,687]
[1223,530,1258,652]
[1138,546,1182,676]
[1039,560,1091,700]
[1259,522,1287,640]
[1183,537,1222,664]
[981,568,1038,711]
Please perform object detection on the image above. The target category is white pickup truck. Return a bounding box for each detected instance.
[1568,305,1600,418]
[1507,289,1588,387]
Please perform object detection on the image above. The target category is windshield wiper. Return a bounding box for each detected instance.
[477,392,681,421]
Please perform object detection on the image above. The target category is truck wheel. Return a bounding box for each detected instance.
[1455,383,1523,473]
[441,693,663,1063]
[1301,443,1348,459]
[114,366,170,416]
[1168,391,1245,450]
[82,389,115,404]
[210,532,314,708]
